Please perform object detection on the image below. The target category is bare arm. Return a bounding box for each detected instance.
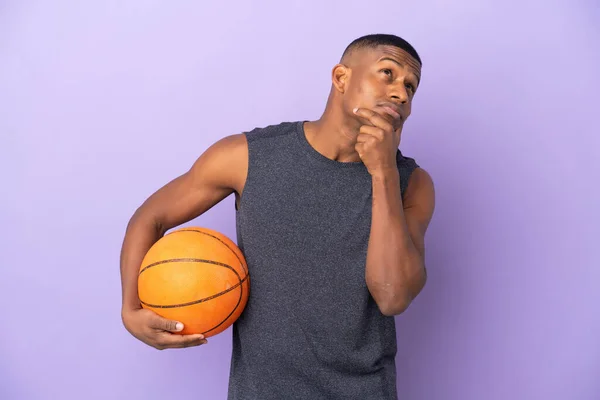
[120,133,247,349]
[365,167,435,316]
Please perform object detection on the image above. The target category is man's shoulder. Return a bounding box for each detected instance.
[207,121,298,162]
[243,120,300,142]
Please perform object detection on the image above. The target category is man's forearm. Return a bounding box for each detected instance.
[365,169,426,315]
[120,212,163,312]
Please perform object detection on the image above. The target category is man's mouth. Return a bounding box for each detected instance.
[378,103,402,121]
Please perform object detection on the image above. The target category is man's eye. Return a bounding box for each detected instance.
[406,83,414,91]
[382,69,392,77]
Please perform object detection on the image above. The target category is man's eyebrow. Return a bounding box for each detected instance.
[378,57,421,83]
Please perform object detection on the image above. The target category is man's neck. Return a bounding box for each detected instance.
[304,107,362,163]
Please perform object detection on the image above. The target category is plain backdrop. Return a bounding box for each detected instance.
[1,1,599,399]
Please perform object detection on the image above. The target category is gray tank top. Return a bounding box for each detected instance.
[228,121,419,400]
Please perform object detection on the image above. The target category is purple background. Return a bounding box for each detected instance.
[1,1,599,399]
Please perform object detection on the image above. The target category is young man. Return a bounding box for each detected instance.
[120,33,435,399]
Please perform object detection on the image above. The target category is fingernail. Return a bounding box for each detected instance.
[353,107,358,113]
[175,322,183,331]
[199,334,205,339]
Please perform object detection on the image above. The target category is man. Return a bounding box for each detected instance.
[120,33,435,399]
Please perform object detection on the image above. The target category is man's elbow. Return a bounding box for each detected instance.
[377,295,412,317]
[376,271,427,317]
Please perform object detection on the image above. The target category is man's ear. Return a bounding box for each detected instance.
[332,64,350,94]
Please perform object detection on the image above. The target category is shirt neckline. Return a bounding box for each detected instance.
[295,121,366,170]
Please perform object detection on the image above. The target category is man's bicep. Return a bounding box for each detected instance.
[403,168,436,259]
[140,133,247,231]
[187,133,247,191]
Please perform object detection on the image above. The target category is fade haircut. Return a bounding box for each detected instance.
[341,33,422,66]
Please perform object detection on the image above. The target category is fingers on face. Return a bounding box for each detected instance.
[358,125,383,142]
[354,108,393,130]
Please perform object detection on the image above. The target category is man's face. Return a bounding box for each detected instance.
[342,45,421,129]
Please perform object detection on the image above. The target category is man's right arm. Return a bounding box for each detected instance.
[119,133,248,350]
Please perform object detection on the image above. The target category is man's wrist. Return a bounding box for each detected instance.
[370,167,399,182]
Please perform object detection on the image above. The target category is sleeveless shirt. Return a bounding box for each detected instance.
[227,121,419,400]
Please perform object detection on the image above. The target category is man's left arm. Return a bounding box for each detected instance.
[365,167,436,316]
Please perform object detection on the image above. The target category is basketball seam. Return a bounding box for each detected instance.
[139,274,248,309]
[178,229,248,276]
[139,258,236,276]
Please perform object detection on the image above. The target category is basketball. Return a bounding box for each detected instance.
[138,227,249,337]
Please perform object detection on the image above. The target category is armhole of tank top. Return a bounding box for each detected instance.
[397,150,419,200]
[402,163,419,200]
[235,131,253,213]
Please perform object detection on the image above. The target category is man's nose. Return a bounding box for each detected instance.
[389,86,408,104]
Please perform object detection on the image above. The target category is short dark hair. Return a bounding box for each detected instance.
[341,33,422,66]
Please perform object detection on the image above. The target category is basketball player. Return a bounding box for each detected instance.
[120,34,435,399]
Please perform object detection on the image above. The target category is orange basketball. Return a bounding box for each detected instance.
[138,226,249,337]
